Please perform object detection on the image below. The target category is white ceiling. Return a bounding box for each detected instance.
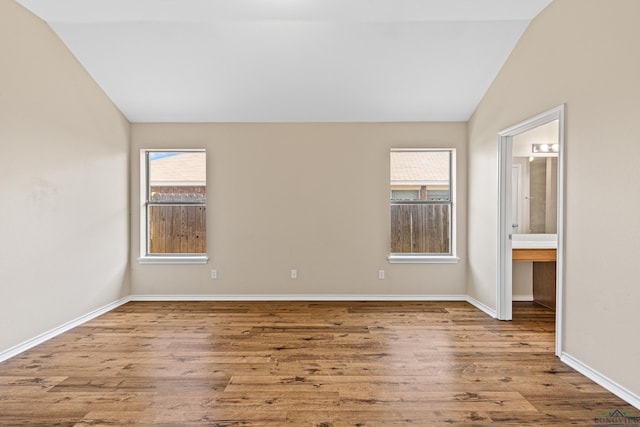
[17,0,552,123]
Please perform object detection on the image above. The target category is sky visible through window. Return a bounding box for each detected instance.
[149,152,180,161]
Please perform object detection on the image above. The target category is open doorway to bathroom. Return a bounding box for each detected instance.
[512,121,558,310]
[497,105,565,356]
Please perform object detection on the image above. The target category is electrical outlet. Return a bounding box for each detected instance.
[291,269,297,279]
[210,269,217,279]
[378,270,385,280]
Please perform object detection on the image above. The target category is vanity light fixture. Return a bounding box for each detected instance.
[532,143,559,153]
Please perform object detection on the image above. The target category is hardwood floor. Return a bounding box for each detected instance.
[0,301,636,426]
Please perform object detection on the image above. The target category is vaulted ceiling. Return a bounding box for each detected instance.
[17,0,552,122]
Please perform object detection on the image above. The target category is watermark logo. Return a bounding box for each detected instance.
[594,409,640,426]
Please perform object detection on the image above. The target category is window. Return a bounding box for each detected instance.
[139,150,207,264]
[389,149,457,262]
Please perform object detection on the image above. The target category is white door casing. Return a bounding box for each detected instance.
[497,104,565,357]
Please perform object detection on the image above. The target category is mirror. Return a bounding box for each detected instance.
[512,120,559,235]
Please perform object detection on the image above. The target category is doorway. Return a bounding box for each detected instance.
[497,105,565,356]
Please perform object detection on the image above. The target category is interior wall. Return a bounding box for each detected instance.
[467,0,640,397]
[131,123,467,296]
[512,262,533,298]
[0,2,130,353]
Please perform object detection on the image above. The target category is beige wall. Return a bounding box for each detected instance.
[0,2,130,352]
[468,0,640,396]
[512,262,533,298]
[131,123,467,296]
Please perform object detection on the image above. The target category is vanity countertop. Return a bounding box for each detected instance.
[512,234,557,249]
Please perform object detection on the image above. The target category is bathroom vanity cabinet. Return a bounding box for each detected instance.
[513,248,556,310]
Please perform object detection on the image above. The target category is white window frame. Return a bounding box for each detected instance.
[137,149,208,265]
[388,148,459,264]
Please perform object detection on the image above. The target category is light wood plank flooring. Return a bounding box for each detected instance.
[0,301,636,426]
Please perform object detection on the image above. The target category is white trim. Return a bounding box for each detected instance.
[497,127,514,320]
[0,297,131,363]
[139,150,147,258]
[388,255,460,264]
[498,106,565,137]
[512,294,534,302]
[137,255,209,265]
[555,106,566,358]
[150,180,206,186]
[466,296,498,318]
[497,104,565,358]
[129,294,469,302]
[130,295,498,323]
[128,295,499,320]
[450,150,457,258]
[140,148,207,259]
[391,148,452,153]
[389,148,457,260]
[561,353,640,410]
[391,180,447,186]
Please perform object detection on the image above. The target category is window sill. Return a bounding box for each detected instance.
[137,255,209,265]
[388,255,460,264]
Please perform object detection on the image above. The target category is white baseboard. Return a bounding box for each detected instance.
[561,353,640,410]
[466,296,498,318]
[0,296,131,363]
[129,294,469,302]
[512,294,534,301]
[130,295,499,319]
